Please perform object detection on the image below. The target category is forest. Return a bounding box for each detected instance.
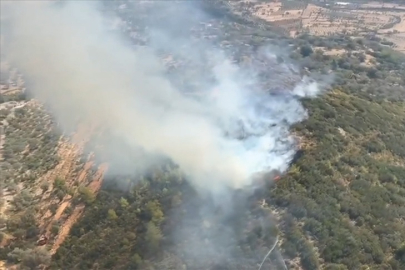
[51,4,405,270]
[1,0,405,269]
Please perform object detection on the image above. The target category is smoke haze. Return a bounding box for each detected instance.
[1,1,322,195]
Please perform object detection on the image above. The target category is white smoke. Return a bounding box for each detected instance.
[0,1,321,195]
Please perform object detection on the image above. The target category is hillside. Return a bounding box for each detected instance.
[50,33,405,269]
[1,1,405,270]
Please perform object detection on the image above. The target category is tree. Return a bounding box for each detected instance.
[300,241,320,270]
[56,189,65,201]
[107,209,118,220]
[146,200,164,224]
[7,247,24,263]
[120,197,129,209]
[40,182,49,193]
[26,226,40,239]
[54,177,66,191]
[51,224,60,235]
[14,228,26,239]
[300,45,313,57]
[145,222,162,252]
[130,254,143,268]
[20,248,51,269]
[395,243,405,262]
[325,264,349,270]
[79,186,95,204]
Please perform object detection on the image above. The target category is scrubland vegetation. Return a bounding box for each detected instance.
[51,5,405,270]
[1,1,405,270]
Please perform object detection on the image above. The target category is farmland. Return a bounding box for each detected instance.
[234,1,405,52]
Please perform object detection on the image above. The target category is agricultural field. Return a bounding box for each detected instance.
[237,1,405,52]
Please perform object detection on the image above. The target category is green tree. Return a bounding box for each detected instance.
[51,224,59,235]
[107,209,118,220]
[54,177,67,191]
[146,200,164,224]
[20,248,51,269]
[120,197,129,209]
[130,254,143,268]
[78,186,95,204]
[300,241,320,270]
[145,222,162,252]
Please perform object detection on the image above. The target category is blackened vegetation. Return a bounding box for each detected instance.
[289,149,304,167]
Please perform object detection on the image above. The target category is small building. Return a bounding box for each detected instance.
[333,1,356,9]
[335,2,351,7]
[335,2,350,5]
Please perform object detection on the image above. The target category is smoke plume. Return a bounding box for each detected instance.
[1,1,322,195]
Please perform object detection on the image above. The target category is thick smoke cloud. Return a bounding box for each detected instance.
[1,1,321,195]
